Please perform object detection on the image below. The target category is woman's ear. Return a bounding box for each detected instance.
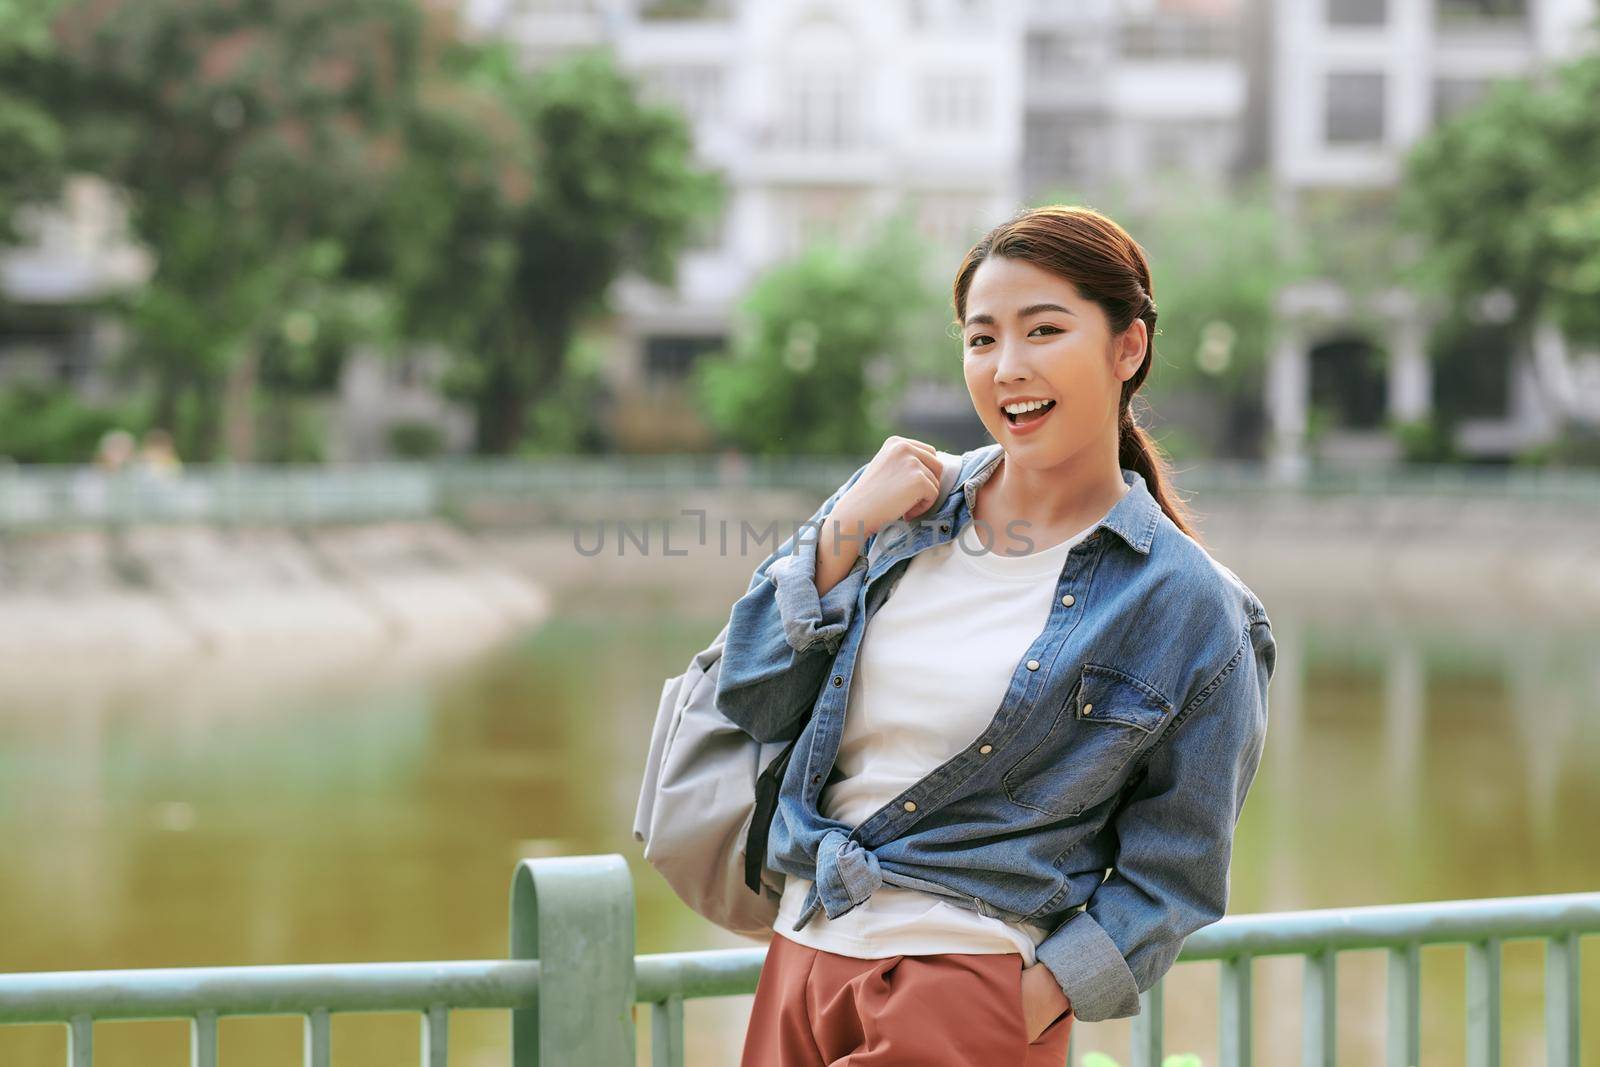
[1114,320,1148,381]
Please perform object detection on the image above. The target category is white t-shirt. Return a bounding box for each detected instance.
[775,479,1130,962]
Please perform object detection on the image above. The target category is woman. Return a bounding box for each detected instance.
[720,205,1276,1066]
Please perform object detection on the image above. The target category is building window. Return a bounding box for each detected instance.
[1325,71,1385,144]
[776,69,863,151]
[1309,336,1388,429]
[1432,76,1493,124]
[772,187,868,257]
[686,198,725,253]
[913,192,986,250]
[1326,0,1386,26]
[637,64,725,125]
[1147,129,1190,174]
[1432,320,1514,420]
[1024,111,1092,187]
[643,335,725,381]
[1117,15,1239,60]
[1026,33,1099,73]
[1436,0,1526,24]
[918,74,989,133]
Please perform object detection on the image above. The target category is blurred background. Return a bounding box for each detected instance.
[1,0,1598,1063]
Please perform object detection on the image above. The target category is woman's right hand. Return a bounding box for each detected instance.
[830,436,946,545]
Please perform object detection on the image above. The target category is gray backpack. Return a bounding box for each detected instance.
[632,451,963,940]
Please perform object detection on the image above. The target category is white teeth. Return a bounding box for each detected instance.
[1003,399,1055,415]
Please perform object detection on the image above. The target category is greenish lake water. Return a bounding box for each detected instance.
[1,582,1597,1066]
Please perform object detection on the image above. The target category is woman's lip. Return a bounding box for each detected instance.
[1002,402,1056,436]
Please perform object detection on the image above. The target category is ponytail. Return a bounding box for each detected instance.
[1118,403,1204,549]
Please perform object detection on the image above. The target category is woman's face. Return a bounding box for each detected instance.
[960,255,1146,467]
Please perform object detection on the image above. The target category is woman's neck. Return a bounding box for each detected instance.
[975,450,1127,548]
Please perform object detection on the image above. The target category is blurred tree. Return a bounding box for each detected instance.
[0,0,67,245]
[691,212,939,455]
[0,379,147,462]
[1398,44,1600,408]
[343,28,532,399]
[464,48,725,453]
[47,0,436,461]
[1399,47,1600,346]
[1067,175,1313,459]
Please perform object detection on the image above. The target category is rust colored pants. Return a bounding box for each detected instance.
[740,930,1075,1066]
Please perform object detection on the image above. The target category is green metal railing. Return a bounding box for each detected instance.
[3,455,1598,530]
[0,854,1593,1066]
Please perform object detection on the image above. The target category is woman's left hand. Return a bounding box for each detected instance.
[1019,961,1072,1043]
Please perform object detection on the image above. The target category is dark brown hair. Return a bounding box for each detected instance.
[953,204,1200,544]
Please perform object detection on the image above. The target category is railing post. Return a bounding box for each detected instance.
[1466,936,1501,1067]
[1303,948,1336,1067]
[510,853,636,1067]
[1386,942,1420,1067]
[1130,980,1164,1067]
[1545,931,1580,1067]
[650,995,685,1067]
[68,1014,91,1067]
[1219,953,1253,1067]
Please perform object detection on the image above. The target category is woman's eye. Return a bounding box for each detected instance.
[967,325,1061,349]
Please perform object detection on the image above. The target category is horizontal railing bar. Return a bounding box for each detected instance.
[0,961,539,1025]
[1180,892,1600,959]
[631,894,1600,1002]
[4,891,1594,1031]
[635,950,765,1003]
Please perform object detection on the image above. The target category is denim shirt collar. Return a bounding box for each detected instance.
[952,443,1161,557]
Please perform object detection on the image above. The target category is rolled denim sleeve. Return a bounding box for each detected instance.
[714,459,872,744]
[1034,616,1275,1022]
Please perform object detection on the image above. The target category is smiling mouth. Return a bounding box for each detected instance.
[1003,400,1056,425]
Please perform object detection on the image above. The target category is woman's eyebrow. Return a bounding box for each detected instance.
[964,303,1076,328]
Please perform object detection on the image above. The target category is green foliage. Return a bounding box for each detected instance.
[386,418,444,459]
[42,0,438,459]
[517,331,612,455]
[691,212,943,455]
[1080,1053,1206,1067]
[1398,45,1600,346]
[0,0,68,241]
[1513,424,1600,466]
[0,379,146,463]
[464,46,725,452]
[346,32,531,358]
[1034,175,1309,406]
[1391,414,1459,464]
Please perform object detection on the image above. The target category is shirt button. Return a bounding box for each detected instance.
[1061,593,1075,607]
[812,773,822,783]
[1083,703,1094,715]
[832,676,843,686]
[1026,659,1039,671]
[903,801,917,812]
[979,744,992,754]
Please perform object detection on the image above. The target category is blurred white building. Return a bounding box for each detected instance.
[469,0,1252,452]
[0,176,150,404]
[13,0,1592,464]
[467,0,1032,450]
[1264,0,1600,471]
[1022,0,1247,205]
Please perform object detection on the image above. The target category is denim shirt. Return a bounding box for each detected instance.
[714,442,1274,1022]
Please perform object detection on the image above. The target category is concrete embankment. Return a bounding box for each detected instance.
[2,483,1595,687]
[0,520,551,685]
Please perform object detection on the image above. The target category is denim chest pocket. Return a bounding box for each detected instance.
[1002,663,1173,818]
